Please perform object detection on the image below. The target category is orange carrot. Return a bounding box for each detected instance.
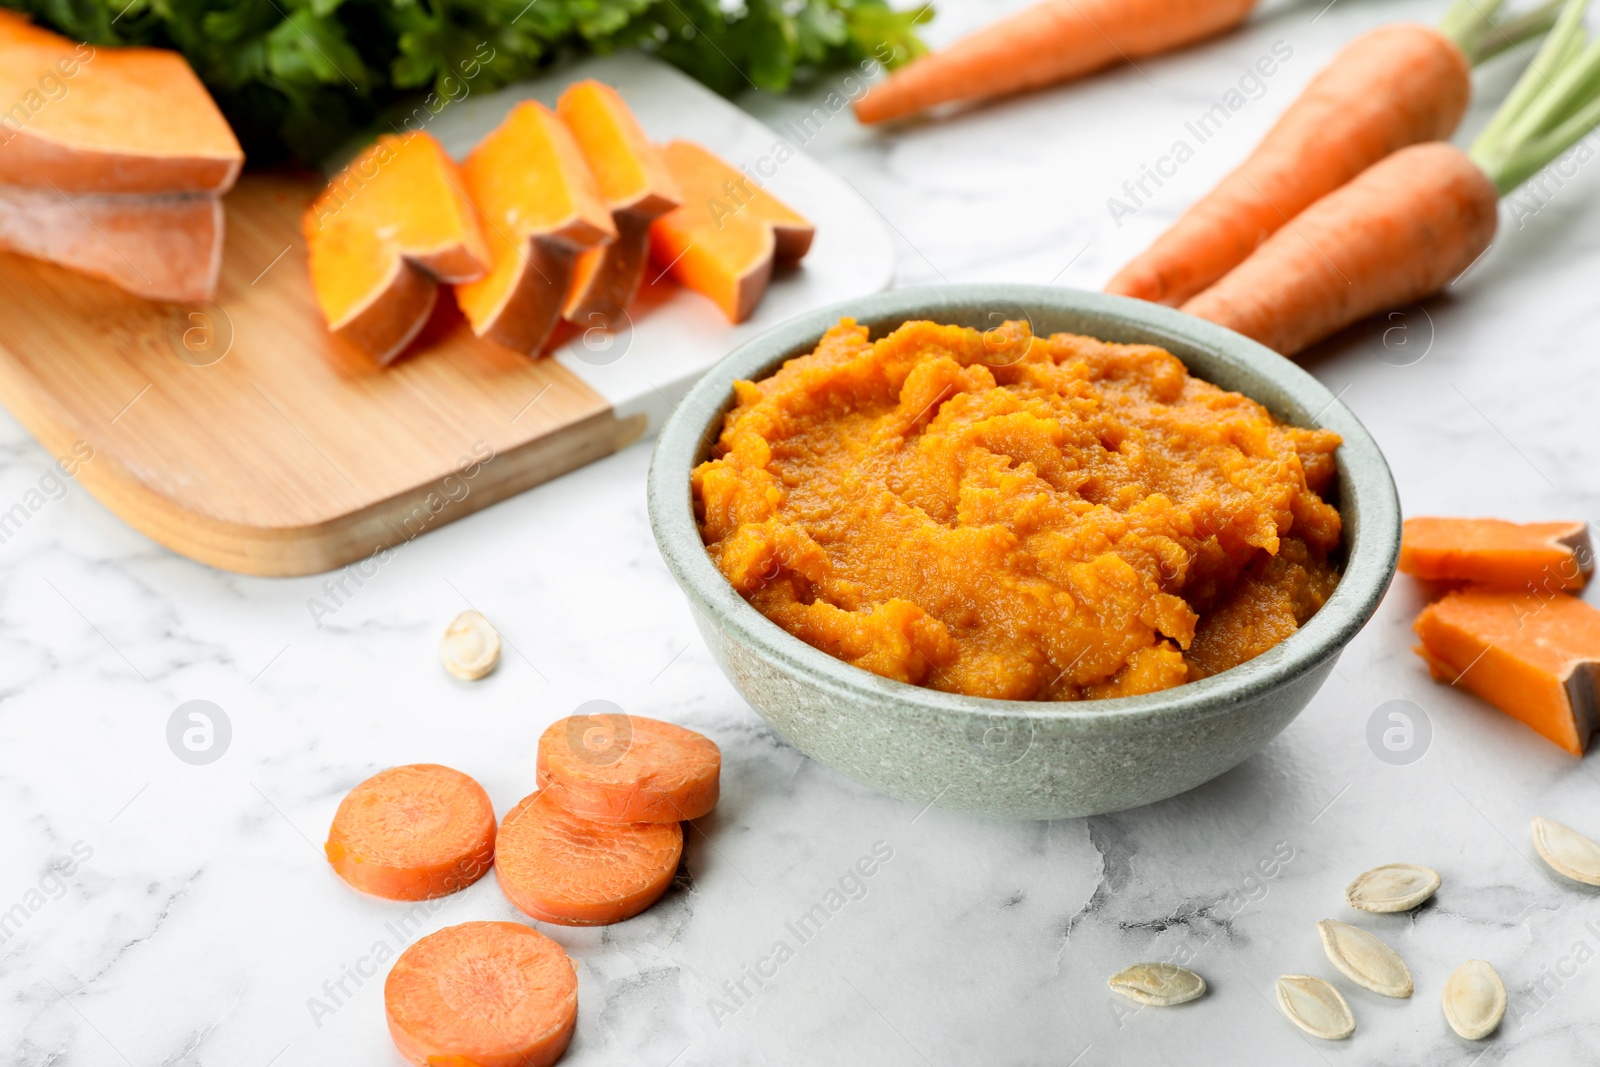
[1180,142,1497,356]
[1415,588,1600,756]
[1106,24,1471,307]
[385,921,578,1067]
[536,714,720,823]
[854,0,1259,124]
[495,791,682,926]
[325,764,496,901]
[1401,518,1592,591]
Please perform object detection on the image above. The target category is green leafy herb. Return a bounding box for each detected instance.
[5,0,929,163]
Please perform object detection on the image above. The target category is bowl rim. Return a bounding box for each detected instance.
[647,284,1401,734]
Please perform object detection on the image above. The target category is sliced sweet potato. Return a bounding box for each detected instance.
[456,101,616,354]
[1400,517,1591,592]
[385,921,577,1067]
[0,184,221,302]
[494,790,682,926]
[648,140,813,323]
[325,764,497,900]
[557,80,680,328]
[536,714,720,823]
[305,132,490,364]
[0,11,242,195]
[1414,588,1600,756]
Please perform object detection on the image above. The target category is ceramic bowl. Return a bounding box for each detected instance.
[648,285,1400,818]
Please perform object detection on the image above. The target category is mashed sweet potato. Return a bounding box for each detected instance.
[693,318,1343,701]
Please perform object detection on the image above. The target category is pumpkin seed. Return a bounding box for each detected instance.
[440,610,501,681]
[1107,963,1207,1006]
[1530,816,1600,886]
[1345,863,1441,913]
[1276,974,1355,1040]
[1317,919,1413,998]
[1442,959,1506,1040]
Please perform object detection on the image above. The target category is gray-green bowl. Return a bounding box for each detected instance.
[648,285,1400,819]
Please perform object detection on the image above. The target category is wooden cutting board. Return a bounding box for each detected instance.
[0,56,893,576]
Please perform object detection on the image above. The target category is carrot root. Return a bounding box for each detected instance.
[1106,24,1471,306]
[1180,142,1497,356]
[537,713,721,823]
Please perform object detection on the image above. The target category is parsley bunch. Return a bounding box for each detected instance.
[7,0,927,163]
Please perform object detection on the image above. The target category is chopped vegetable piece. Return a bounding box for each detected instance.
[1414,588,1600,756]
[304,132,489,364]
[0,185,221,302]
[455,102,616,355]
[325,764,497,900]
[557,81,680,328]
[385,921,577,1067]
[495,791,682,926]
[0,10,241,195]
[537,714,720,823]
[1401,517,1591,590]
[648,140,813,323]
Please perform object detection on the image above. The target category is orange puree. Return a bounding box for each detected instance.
[692,319,1344,701]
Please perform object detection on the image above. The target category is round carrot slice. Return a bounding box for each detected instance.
[536,711,720,823]
[325,764,496,901]
[496,790,682,926]
[385,920,577,1067]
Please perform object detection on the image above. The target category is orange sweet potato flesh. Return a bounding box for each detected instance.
[495,791,682,926]
[0,185,221,302]
[324,764,497,900]
[536,714,720,823]
[456,101,616,354]
[385,921,577,1067]
[305,132,489,364]
[558,81,680,328]
[1415,588,1600,756]
[0,11,242,194]
[649,140,813,323]
[1401,517,1591,592]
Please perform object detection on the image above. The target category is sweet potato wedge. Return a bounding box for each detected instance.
[557,80,679,328]
[305,131,489,364]
[456,101,615,354]
[1400,517,1591,591]
[1415,587,1600,756]
[648,140,813,323]
[0,11,242,195]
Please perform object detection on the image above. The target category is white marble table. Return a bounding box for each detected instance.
[5,0,1600,1063]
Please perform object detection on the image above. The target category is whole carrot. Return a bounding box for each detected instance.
[1182,0,1600,356]
[1179,142,1498,356]
[1106,24,1472,307]
[853,0,1259,125]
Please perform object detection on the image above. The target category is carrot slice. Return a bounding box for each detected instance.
[385,920,577,1067]
[1414,588,1600,756]
[325,764,497,901]
[495,791,682,926]
[648,140,813,323]
[557,80,680,328]
[1401,518,1591,591]
[456,101,616,354]
[536,714,720,823]
[305,132,490,364]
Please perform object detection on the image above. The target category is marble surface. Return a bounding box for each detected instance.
[4,0,1600,1063]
